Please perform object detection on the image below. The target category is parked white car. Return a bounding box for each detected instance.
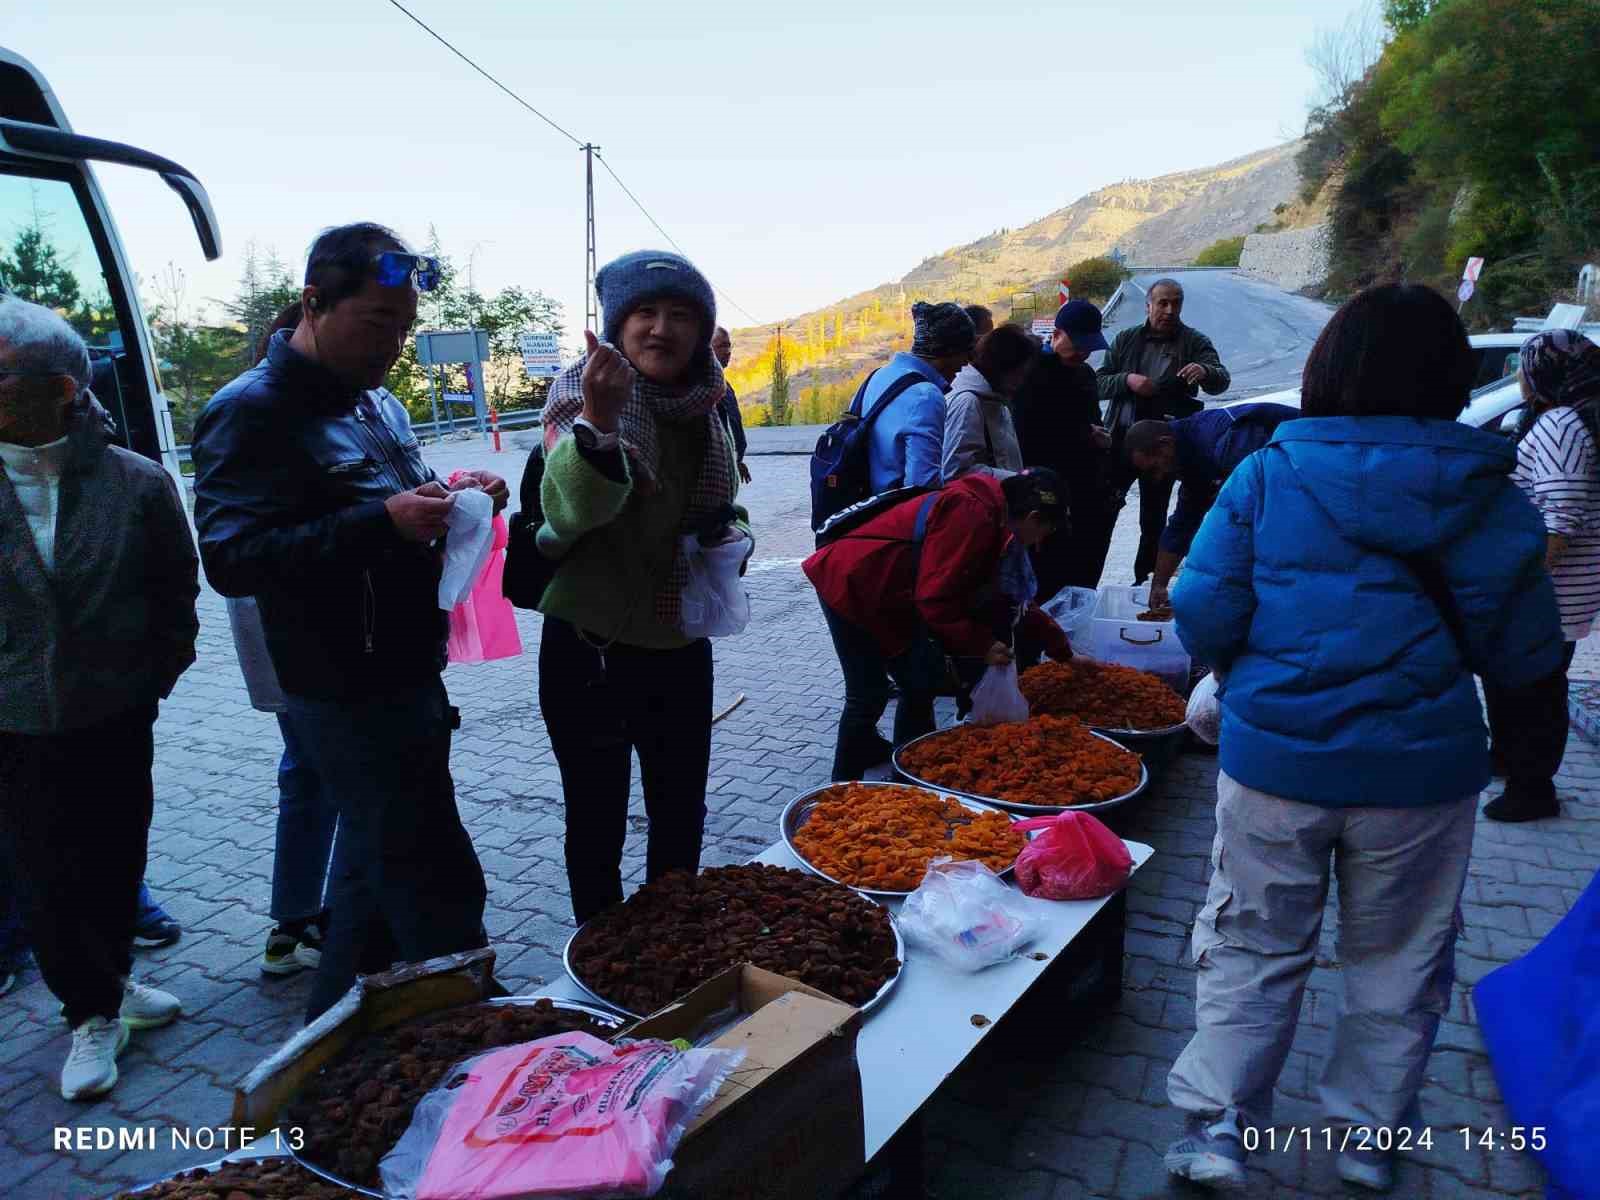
[1220,330,1600,436]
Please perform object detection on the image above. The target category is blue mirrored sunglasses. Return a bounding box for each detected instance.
[372,251,441,292]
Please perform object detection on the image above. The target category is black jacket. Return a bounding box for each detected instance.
[192,332,445,701]
[719,383,747,461]
[1096,322,1230,444]
[1013,350,1115,517]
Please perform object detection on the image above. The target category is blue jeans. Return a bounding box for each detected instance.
[283,677,487,1021]
[269,713,343,925]
[820,602,944,782]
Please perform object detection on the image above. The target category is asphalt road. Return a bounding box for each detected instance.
[1101,269,1333,400]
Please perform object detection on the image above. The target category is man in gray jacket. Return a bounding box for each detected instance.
[1098,278,1231,583]
[0,297,198,1100]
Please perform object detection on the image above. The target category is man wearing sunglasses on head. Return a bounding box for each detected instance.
[193,222,504,1021]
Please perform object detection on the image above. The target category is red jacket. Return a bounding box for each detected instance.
[802,475,1070,659]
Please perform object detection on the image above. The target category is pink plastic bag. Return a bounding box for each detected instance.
[447,513,523,664]
[1011,811,1134,900]
[379,1031,743,1200]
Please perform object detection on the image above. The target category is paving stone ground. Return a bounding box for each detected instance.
[2,442,1595,1198]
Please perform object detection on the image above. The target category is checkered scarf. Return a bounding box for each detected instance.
[543,346,734,629]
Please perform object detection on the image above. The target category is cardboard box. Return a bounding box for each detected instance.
[635,964,866,1200]
[230,947,507,1131]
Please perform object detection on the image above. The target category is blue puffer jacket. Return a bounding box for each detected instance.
[1173,416,1564,808]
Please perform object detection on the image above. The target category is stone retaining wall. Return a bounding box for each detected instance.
[1239,224,1329,292]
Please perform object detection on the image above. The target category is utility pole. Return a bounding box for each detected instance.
[582,143,600,336]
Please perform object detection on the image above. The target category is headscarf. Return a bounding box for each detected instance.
[1519,329,1600,448]
[542,347,735,631]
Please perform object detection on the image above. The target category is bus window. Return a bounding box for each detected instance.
[0,168,139,447]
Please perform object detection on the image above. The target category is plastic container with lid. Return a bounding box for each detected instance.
[1080,584,1191,694]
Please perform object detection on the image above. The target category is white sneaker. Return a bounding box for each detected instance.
[61,1016,129,1100]
[120,978,181,1030]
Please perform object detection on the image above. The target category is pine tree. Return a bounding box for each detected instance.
[768,330,791,426]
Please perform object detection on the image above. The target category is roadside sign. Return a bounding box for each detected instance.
[416,328,490,366]
[1463,257,1485,282]
[1031,318,1054,346]
[520,331,562,378]
[1457,279,1475,304]
[1059,279,1071,304]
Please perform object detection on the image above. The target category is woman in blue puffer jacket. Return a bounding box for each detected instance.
[1161,285,1564,1194]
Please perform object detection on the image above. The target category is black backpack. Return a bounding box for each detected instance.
[502,443,558,610]
[813,484,936,549]
[809,370,926,531]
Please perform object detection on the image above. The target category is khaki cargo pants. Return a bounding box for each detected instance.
[1168,771,1476,1131]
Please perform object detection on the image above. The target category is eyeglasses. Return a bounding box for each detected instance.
[371,252,441,293]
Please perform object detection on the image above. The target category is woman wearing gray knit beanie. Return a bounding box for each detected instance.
[532,250,754,924]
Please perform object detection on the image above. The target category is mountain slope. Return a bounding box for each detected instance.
[726,141,1303,415]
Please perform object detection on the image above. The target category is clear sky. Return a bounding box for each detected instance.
[6,0,1365,342]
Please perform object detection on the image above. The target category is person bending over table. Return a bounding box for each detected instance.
[803,469,1074,782]
[1123,402,1299,610]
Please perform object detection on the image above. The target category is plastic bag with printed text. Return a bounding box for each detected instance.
[898,857,1040,972]
[380,1031,744,1200]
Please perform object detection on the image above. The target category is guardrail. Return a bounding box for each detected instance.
[174,406,543,465]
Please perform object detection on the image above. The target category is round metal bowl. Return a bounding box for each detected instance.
[780,780,1031,898]
[1089,721,1190,781]
[290,996,630,1197]
[892,726,1149,814]
[564,900,906,1021]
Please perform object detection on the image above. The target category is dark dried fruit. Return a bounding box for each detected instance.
[570,864,901,1015]
[284,999,616,1189]
[107,1159,359,1198]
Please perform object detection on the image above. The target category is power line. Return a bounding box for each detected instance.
[383,0,763,327]
[594,153,763,326]
[384,0,584,149]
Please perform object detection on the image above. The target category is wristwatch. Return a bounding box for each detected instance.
[573,417,619,452]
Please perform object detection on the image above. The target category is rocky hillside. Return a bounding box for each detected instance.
[727,141,1304,412]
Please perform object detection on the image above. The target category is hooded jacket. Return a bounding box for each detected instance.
[1173,416,1564,808]
[802,474,1070,660]
[942,363,1023,481]
[853,352,950,492]
[193,331,445,701]
[0,405,198,734]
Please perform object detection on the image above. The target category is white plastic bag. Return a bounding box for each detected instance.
[1186,671,1223,745]
[438,488,495,609]
[968,661,1030,726]
[898,858,1040,972]
[1039,585,1098,643]
[380,1031,744,1200]
[679,530,752,638]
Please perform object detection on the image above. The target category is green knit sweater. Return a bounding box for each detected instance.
[536,420,752,649]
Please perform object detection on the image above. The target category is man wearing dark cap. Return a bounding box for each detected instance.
[1098,278,1231,584]
[852,300,976,493]
[1014,301,1118,600]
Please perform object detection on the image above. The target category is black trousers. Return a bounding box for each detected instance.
[285,677,488,1022]
[0,703,156,1026]
[1133,475,1176,584]
[1482,642,1577,799]
[540,618,714,926]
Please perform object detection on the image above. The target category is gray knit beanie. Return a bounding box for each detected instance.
[911,301,977,359]
[596,250,717,347]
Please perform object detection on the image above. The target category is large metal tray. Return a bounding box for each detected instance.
[780,780,1032,898]
[892,726,1149,814]
[563,896,906,1020]
[290,996,630,1198]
